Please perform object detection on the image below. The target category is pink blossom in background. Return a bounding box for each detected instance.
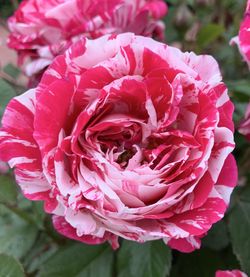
[7,0,167,82]
[230,0,250,68]
[0,33,237,252]
[216,270,248,277]
[238,103,250,140]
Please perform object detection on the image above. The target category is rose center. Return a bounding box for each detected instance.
[116,147,137,168]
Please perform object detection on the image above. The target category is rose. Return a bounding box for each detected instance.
[230,0,250,68]
[216,270,248,277]
[0,33,237,252]
[7,0,167,82]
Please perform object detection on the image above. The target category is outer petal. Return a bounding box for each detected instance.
[53,215,117,247]
[167,235,202,253]
[165,154,237,252]
[0,89,52,207]
[34,80,74,155]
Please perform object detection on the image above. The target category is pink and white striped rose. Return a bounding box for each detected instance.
[7,0,167,81]
[216,270,248,277]
[0,33,237,252]
[238,103,250,140]
[231,0,250,68]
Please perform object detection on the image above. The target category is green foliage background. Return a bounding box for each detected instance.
[0,0,250,276]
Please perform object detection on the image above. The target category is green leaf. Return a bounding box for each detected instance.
[0,78,16,117]
[117,240,172,277]
[227,80,250,102]
[0,254,25,277]
[0,175,17,204]
[38,243,114,277]
[197,24,224,48]
[0,204,38,259]
[228,186,250,275]
[202,220,229,250]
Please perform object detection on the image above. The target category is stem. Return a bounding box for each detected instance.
[0,71,25,92]
[4,203,38,226]
[4,203,65,245]
[112,250,117,277]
